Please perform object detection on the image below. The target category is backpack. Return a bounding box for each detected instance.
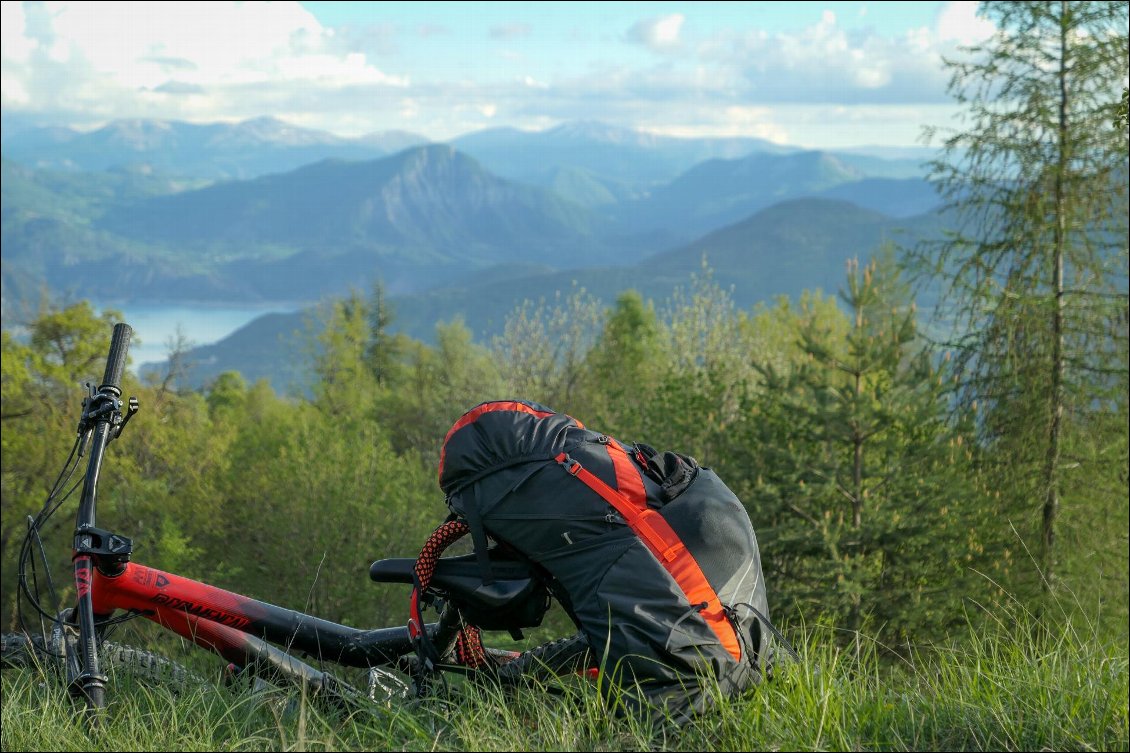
[428,399,776,718]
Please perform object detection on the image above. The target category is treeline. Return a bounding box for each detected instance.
[1,249,1125,647]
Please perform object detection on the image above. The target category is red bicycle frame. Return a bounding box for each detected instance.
[81,558,436,676]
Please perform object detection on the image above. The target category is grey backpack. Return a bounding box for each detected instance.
[434,399,779,718]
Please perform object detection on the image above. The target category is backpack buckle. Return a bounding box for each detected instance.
[555,453,582,476]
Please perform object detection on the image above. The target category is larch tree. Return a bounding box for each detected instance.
[914,1,1128,600]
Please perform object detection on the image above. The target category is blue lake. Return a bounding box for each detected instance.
[102,304,300,368]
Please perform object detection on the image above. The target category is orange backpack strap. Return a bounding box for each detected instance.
[555,444,742,661]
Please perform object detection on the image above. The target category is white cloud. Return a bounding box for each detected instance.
[627,13,684,52]
[1,74,30,105]
[639,104,789,143]
[0,1,995,148]
[936,1,995,45]
[44,1,330,86]
[399,97,420,120]
[1,1,36,63]
[2,1,405,125]
[152,80,204,95]
[695,8,964,105]
[275,51,404,87]
[852,64,890,89]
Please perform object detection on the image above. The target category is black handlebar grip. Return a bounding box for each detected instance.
[99,322,133,395]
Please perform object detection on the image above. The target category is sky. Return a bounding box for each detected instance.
[0,1,996,150]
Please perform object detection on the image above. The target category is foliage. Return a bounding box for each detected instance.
[491,283,603,414]
[575,289,665,436]
[912,0,1129,618]
[736,254,993,642]
[5,229,1129,649]
[2,302,128,624]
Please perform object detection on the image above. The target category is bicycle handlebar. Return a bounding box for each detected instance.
[99,323,133,395]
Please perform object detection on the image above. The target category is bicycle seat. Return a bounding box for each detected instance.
[369,550,541,612]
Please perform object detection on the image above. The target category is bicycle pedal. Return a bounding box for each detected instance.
[367,666,410,703]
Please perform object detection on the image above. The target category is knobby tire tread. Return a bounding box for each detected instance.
[1,632,204,691]
[493,633,593,686]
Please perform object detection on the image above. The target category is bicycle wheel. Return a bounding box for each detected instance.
[5,630,411,724]
[1,632,206,691]
[492,633,594,686]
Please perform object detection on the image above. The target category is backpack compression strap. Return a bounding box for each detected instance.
[555,444,742,662]
[409,520,488,670]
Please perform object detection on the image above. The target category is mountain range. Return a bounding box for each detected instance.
[0,116,427,180]
[1,115,944,389]
[143,196,945,393]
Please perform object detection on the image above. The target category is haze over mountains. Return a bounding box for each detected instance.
[0,116,427,180]
[0,115,944,390]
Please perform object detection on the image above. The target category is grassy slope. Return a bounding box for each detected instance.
[2,611,1126,752]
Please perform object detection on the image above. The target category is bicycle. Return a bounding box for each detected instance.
[3,322,593,723]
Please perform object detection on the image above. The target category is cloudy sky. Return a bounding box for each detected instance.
[0,1,995,149]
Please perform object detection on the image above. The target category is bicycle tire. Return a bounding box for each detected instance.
[1,632,206,691]
[5,632,414,715]
[493,633,593,686]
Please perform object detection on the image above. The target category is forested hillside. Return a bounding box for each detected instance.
[2,253,1126,646]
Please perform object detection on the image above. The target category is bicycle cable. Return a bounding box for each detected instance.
[16,434,83,656]
[16,431,141,659]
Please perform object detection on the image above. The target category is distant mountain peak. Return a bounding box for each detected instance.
[101,118,175,132]
[357,129,431,153]
[393,142,461,166]
[382,144,493,186]
[549,119,623,135]
[546,120,657,146]
[95,118,179,149]
[241,115,289,128]
[216,116,344,147]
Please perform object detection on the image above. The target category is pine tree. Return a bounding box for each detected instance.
[913,1,1129,601]
[746,254,982,643]
[365,280,405,388]
[579,290,664,436]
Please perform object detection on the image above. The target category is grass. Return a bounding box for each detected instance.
[2,611,1126,752]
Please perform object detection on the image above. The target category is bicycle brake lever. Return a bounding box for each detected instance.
[112,397,139,440]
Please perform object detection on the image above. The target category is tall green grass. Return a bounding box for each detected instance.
[2,609,1126,752]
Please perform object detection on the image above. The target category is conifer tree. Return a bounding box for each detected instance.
[914,0,1129,598]
[747,254,979,642]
